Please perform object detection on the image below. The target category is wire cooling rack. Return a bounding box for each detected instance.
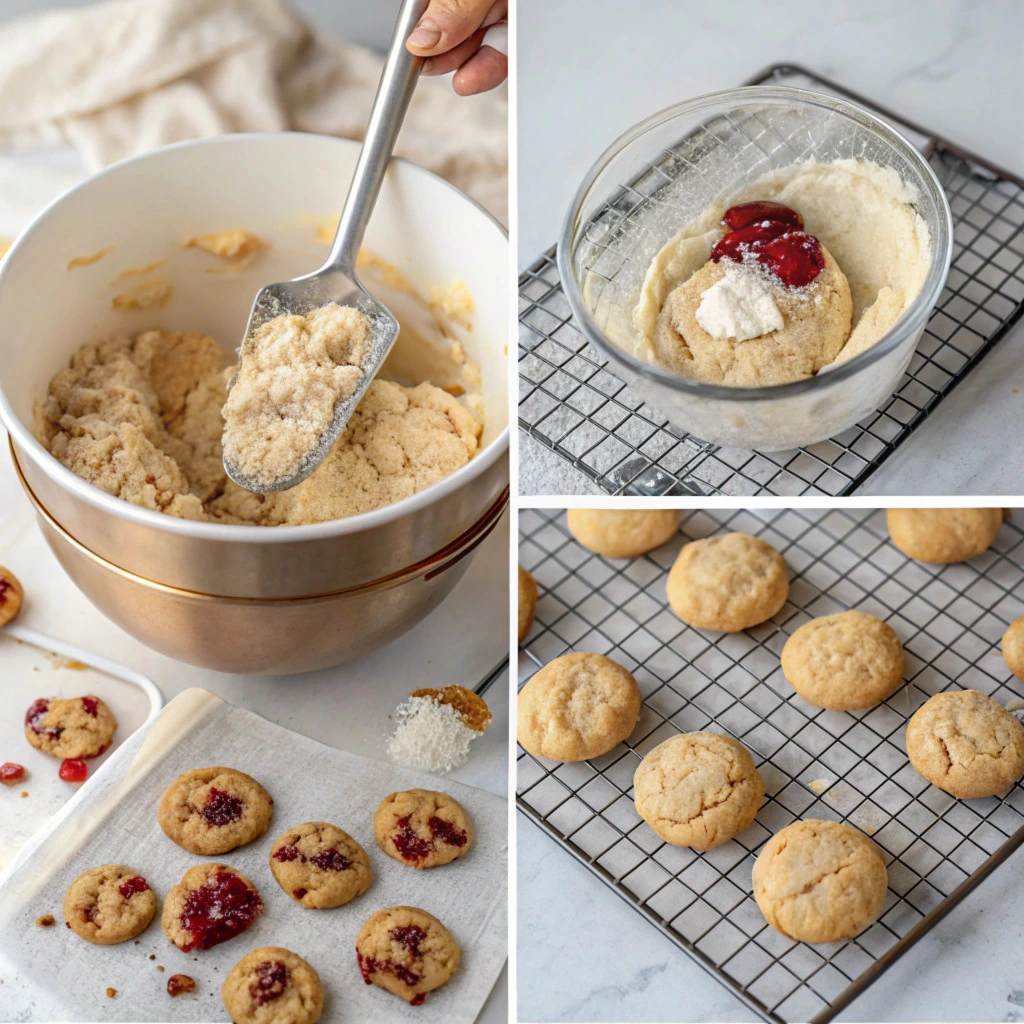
[517,508,1024,1024]
[518,65,1024,496]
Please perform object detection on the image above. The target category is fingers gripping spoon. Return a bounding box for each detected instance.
[223,0,430,494]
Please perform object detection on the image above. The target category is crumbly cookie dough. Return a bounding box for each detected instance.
[158,767,273,855]
[269,821,373,908]
[356,906,459,1005]
[222,947,323,1024]
[781,611,904,710]
[222,304,370,489]
[374,789,473,869]
[1003,616,1024,682]
[906,690,1024,798]
[666,532,788,632]
[566,509,681,559]
[633,732,764,850]
[886,508,1004,563]
[24,695,116,759]
[187,230,267,261]
[517,651,641,762]
[518,564,538,643]
[610,159,931,386]
[162,864,263,952]
[64,864,157,945]
[752,819,888,943]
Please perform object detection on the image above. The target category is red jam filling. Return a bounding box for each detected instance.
[390,925,427,955]
[357,952,421,988]
[179,871,262,952]
[0,577,11,604]
[712,202,824,288]
[392,815,433,862]
[81,697,99,717]
[293,888,308,899]
[119,876,150,899]
[250,960,289,1006]
[428,816,468,848]
[167,974,196,997]
[272,844,302,862]
[26,699,60,740]
[59,759,88,783]
[201,788,244,827]
[0,762,25,782]
[310,848,352,872]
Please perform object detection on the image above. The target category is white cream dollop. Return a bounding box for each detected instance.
[695,263,783,342]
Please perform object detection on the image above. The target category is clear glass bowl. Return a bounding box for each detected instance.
[557,86,953,451]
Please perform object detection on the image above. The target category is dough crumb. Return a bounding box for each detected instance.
[112,279,172,310]
[105,988,117,999]
[35,914,55,927]
[185,230,267,261]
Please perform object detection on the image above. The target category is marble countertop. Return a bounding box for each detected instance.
[517,0,1024,498]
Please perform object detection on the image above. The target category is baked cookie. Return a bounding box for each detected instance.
[222,947,323,1024]
[906,689,1024,798]
[518,564,538,643]
[269,822,373,908]
[781,611,904,710]
[356,906,459,1005]
[0,566,24,626]
[162,863,263,952]
[666,532,788,632]
[517,651,641,762]
[63,864,157,945]
[752,819,888,943]
[158,767,273,855]
[633,733,764,850]
[1002,615,1024,682]
[24,695,116,759]
[374,789,473,869]
[886,508,1003,564]
[566,509,681,559]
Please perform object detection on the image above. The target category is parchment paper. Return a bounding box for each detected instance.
[0,688,507,1023]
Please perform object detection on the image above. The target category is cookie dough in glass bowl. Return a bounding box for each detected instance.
[560,86,952,451]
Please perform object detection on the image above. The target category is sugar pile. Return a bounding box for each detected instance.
[387,695,482,774]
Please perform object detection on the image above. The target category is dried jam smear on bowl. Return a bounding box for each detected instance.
[179,871,262,952]
[392,814,468,864]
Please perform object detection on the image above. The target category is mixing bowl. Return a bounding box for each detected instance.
[0,133,508,672]
[558,86,953,451]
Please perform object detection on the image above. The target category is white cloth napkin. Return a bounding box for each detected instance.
[0,0,508,222]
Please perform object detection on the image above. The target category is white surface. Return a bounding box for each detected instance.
[0,689,507,1023]
[517,0,1024,497]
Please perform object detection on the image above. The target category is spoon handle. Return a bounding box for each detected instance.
[327,0,430,275]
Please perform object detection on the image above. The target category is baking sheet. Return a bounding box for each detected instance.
[0,688,507,1023]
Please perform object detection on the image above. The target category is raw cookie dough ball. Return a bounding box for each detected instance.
[906,690,1024,798]
[655,246,852,387]
[64,864,157,945]
[666,532,788,632]
[752,820,888,943]
[356,906,459,1005]
[566,509,682,559]
[269,822,373,909]
[0,567,24,626]
[633,733,764,850]
[162,864,263,952]
[517,651,641,762]
[24,695,116,759]
[222,947,323,1024]
[374,789,473,869]
[886,508,1003,564]
[1002,615,1024,682]
[158,767,273,855]
[781,611,904,710]
[518,565,538,643]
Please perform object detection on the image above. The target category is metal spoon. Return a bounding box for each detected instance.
[224,0,429,493]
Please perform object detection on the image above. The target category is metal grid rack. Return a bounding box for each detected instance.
[517,508,1024,1024]
[518,65,1024,496]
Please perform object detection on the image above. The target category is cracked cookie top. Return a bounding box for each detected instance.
[64,864,157,945]
[269,821,373,908]
[633,732,764,850]
[25,695,116,759]
[222,946,323,1024]
[886,508,1004,564]
[374,789,473,870]
[752,819,888,944]
[566,509,681,559]
[906,689,1024,799]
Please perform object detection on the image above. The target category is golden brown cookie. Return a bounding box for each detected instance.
[158,767,273,855]
[0,567,24,626]
[566,509,681,559]
[269,822,373,908]
[518,564,538,643]
[1002,616,1024,682]
[781,611,904,710]
[24,695,116,759]
[666,532,788,632]
[222,947,323,1024]
[886,508,1003,563]
[905,690,1024,798]
[162,864,263,952]
[633,733,764,850]
[517,651,641,762]
[356,906,459,1005]
[63,864,157,945]
[752,819,888,943]
[374,789,473,869]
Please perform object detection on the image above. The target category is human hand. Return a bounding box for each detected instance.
[406,0,508,96]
